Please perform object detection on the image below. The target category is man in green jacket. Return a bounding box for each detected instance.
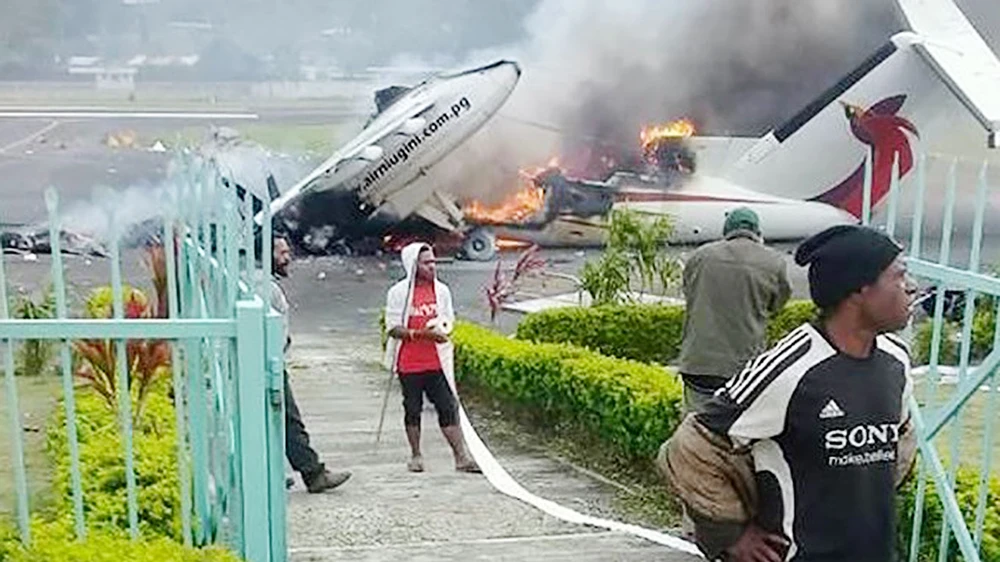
[678,207,791,414]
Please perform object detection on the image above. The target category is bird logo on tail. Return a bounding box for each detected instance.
[812,94,919,218]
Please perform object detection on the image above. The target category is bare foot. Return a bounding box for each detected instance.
[407,456,425,473]
[455,458,481,473]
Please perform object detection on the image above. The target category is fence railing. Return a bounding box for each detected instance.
[0,153,287,561]
[867,148,999,562]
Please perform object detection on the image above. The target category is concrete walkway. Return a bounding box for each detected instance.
[283,330,700,562]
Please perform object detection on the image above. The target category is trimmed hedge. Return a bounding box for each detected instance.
[453,322,685,460]
[764,301,818,347]
[457,319,1000,561]
[515,300,819,366]
[515,299,997,369]
[912,311,995,366]
[0,520,237,562]
[0,380,242,561]
[46,384,185,541]
[515,303,685,365]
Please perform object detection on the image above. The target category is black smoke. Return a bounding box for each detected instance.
[432,0,908,201]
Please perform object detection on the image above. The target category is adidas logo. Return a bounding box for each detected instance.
[819,399,846,419]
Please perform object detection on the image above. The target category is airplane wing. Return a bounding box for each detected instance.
[413,190,466,232]
[260,96,436,222]
[897,0,1000,145]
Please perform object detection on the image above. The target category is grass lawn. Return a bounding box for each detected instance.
[0,375,62,521]
[153,121,358,157]
[914,379,1000,476]
[0,88,361,111]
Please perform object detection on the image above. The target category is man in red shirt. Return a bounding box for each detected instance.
[384,243,480,473]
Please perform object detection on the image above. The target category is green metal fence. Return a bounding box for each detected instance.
[0,153,287,561]
[870,149,1000,561]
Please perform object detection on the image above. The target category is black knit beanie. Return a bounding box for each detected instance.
[794,225,903,309]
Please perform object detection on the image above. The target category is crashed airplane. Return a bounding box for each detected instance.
[474,0,1000,253]
[253,60,522,258]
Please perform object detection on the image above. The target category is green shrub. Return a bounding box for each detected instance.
[0,519,239,562]
[46,383,184,542]
[896,468,1000,561]
[0,380,243,560]
[454,322,684,460]
[765,300,818,346]
[515,298,1000,368]
[911,315,995,367]
[913,320,960,366]
[515,304,685,365]
[516,300,819,366]
[12,287,57,377]
[579,208,681,306]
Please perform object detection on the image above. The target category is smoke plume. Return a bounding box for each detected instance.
[433,0,903,204]
[57,136,313,245]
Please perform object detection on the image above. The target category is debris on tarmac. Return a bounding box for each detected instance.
[1,225,109,258]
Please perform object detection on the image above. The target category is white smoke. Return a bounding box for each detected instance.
[56,134,314,245]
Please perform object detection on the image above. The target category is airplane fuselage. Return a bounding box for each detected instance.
[491,173,856,247]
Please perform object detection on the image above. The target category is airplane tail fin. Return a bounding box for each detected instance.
[725,7,1000,219]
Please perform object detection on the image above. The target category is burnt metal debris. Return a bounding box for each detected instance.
[0,224,109,258]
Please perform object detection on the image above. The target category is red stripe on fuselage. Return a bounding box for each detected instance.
[614,190,779,204]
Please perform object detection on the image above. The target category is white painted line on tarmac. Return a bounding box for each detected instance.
[0,111,258,120]
[0,121,61,154]
[0,105,248,112]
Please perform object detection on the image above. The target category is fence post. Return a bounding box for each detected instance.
[0,236,29,544]
[235,297,271,562]
[44,187,86,540]
[265,310,287,562]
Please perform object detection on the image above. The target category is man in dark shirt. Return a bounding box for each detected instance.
[667,225,918,561]
[679,207,791,414]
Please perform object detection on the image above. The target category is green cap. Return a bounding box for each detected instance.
[723,207,760,236]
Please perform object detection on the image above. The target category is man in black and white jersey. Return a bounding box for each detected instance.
[665,225,918,561]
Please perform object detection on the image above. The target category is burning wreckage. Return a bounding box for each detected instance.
[286,13,1000,258]
[246,69,703,262]
[263,125,698,261]
[460,119,703,255]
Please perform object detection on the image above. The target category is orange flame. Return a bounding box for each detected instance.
[464,182,545,225]
[496,238,533,250]
[462,157,559,225]
[640,118,695,150]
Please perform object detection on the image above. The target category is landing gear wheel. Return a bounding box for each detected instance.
[462,227,497,262]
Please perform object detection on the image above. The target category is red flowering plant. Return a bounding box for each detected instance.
[484,245,547,323]
[74,244,172,422]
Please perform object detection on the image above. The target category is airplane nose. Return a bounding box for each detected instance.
[488,60,521,80]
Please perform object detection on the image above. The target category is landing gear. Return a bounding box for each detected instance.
[460,227,497,262]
